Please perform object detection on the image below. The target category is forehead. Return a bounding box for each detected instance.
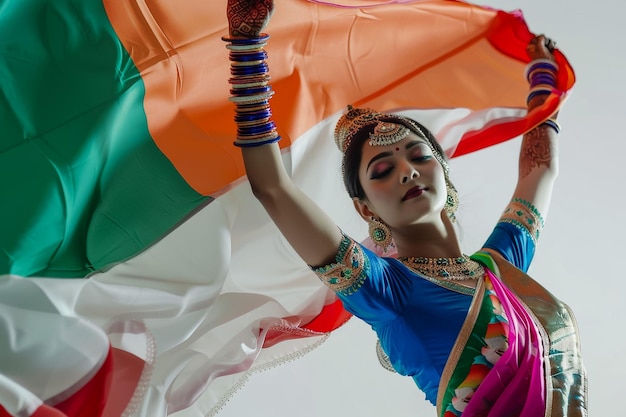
[360,132,431,157]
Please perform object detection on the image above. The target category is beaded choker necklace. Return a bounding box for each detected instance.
[398,254,484,281]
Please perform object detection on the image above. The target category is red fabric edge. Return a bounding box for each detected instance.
[453,10,575,158]
[0,348,113,417]
[53,347,114,417]
[302,299,352,333]
[262,299,352,348]
[454,93,565,157]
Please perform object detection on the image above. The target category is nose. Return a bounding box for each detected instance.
[400,163,419,184]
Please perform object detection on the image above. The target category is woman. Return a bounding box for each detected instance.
[224,0,586,415]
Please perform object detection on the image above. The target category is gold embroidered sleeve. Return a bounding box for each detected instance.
[499,198,545,243]
[311,234,370,296]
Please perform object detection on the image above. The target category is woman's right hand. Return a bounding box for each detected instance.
[526,35,556,62]
[227,0,274,38]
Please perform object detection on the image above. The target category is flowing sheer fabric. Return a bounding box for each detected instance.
[0,0,575,416]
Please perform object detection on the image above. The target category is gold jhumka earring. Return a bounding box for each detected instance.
[368,217,392,250]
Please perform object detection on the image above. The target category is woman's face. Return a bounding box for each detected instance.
[357,131,447,229]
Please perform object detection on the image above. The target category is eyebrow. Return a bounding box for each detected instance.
[366,140,426,172]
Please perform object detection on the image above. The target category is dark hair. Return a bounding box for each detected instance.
[342,117,448,200]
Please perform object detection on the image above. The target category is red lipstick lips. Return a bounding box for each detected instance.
[402,186,426,201]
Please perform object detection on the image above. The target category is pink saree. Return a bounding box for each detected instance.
[437,251,587,417]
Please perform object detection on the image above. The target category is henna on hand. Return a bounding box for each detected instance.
[227,0,274,37]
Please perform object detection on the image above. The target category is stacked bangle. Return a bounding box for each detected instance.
[223,33,281,147]
[525,59,561,134]
[539,118,561,134]
[525,59,558,104]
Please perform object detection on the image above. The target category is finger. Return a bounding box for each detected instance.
[544,38,557,52]
[527,35,556,56]
[533,34,556,51]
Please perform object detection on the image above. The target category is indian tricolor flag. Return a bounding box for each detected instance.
[0,0,574,416]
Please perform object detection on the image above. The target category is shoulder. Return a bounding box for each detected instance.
[482,198,543,272]
[312,233,373,296]
[312,233,402,295]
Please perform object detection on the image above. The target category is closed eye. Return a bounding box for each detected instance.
[409,145,433,163]
[412,155,432,163]
[370,164,393,180]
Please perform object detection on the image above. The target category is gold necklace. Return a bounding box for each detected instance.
[398,254,484,281]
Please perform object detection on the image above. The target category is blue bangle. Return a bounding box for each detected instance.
[530,75,556,87]
[231,61,268,70]
[229,51,268,62]
[235,110,272,122]
[528,61,558,71]
[530,73,556,82]
[531,72,556,80]
[231,65,268,74]
[526,64,558,82]
[237,122,276,134]
[231,64,269,76]
[527,89,552,103]
[540,119,561,134]
[238,121,276,135]
[527,63,558,76]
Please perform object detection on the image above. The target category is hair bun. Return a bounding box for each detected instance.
[334,106,383,153]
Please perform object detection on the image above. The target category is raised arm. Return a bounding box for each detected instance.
[511,36,561,218]
[482,36,563,268]
[225,0,342,266]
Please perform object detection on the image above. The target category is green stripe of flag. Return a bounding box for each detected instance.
[0,0,208,277]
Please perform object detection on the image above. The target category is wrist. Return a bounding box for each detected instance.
[223,34,281,148]
[525,59,558,109]
[540,118,561,134]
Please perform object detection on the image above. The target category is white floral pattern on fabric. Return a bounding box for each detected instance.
[445,278,510,416]
[499,198,544,243]
[312,234,370,296]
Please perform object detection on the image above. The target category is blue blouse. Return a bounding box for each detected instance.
[312,200,543,405]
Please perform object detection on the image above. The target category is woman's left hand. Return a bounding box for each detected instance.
[526,35,558,112]
[227,0,274,38]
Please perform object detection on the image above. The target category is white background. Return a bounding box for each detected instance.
[219,0,624,415]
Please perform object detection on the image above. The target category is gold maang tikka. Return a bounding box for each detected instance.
[334,106,426,154]
[369,121,411,146]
